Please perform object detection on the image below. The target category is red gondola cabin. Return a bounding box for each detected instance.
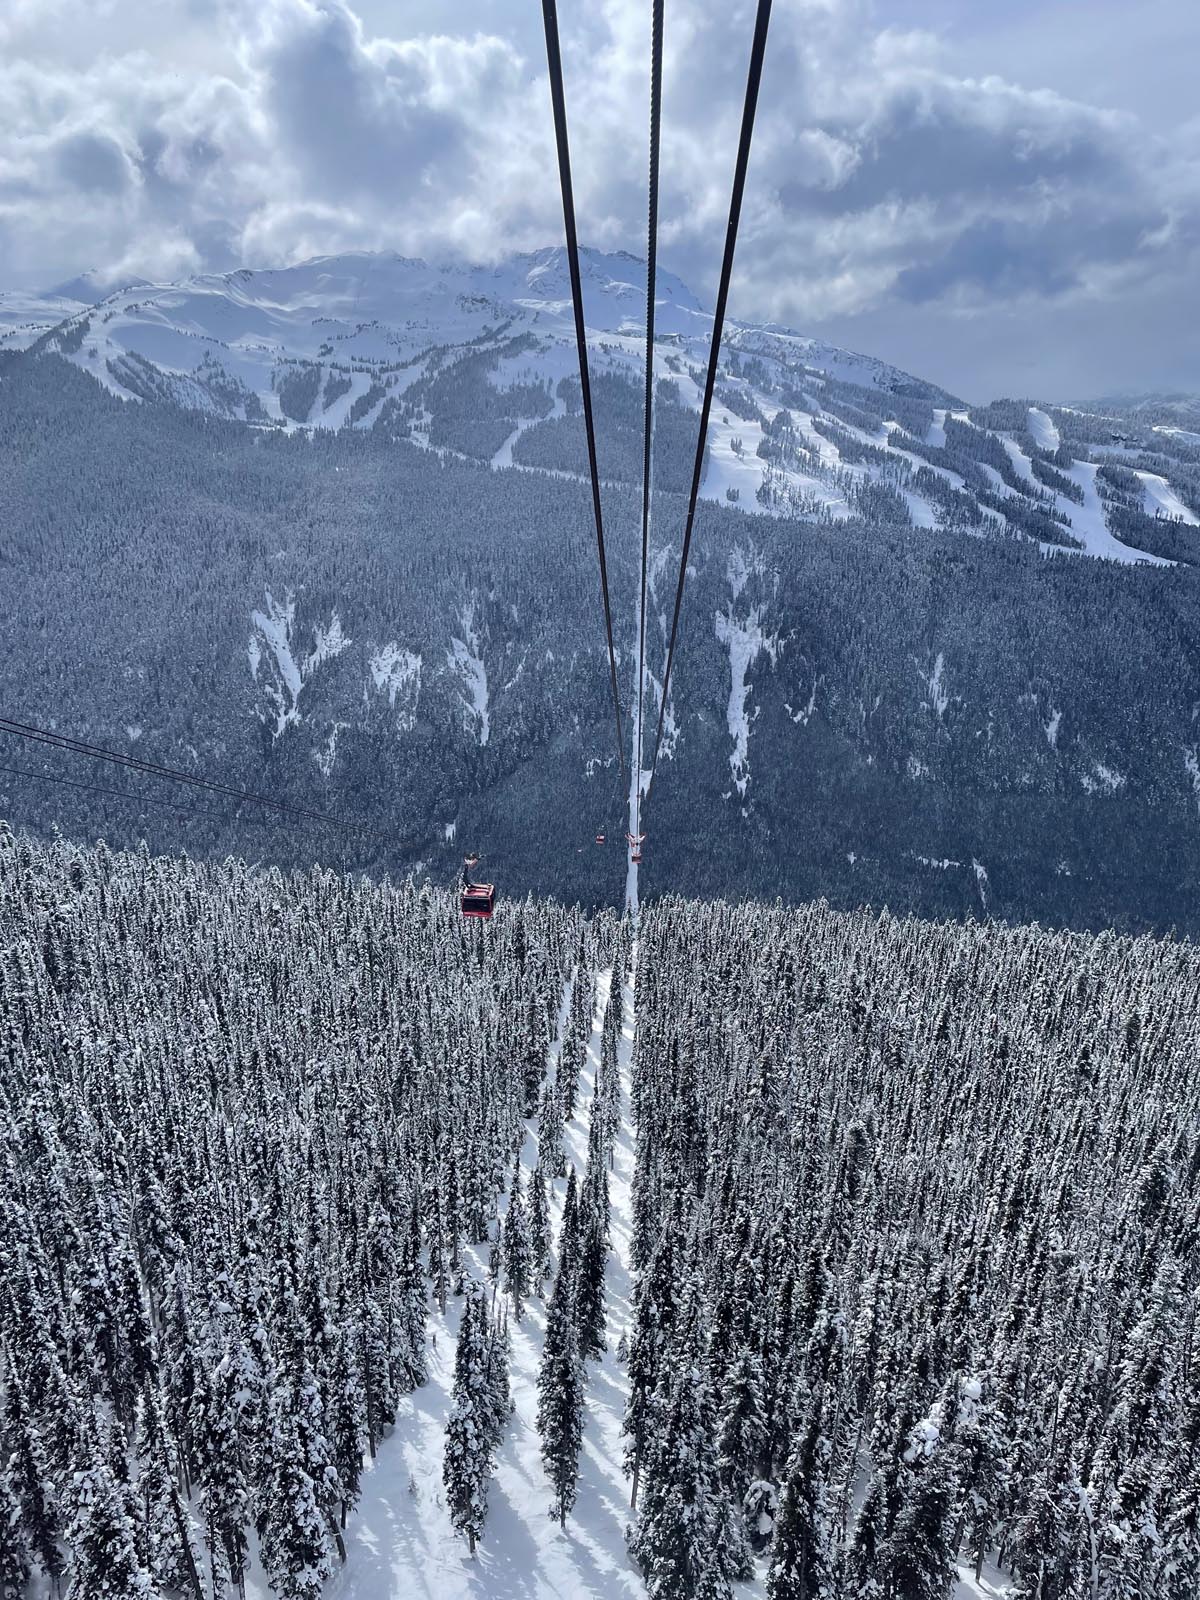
[461,882,495,919]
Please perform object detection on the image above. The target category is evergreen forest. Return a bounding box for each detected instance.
[1,828,1196,1597]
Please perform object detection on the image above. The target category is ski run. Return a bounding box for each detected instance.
[232,951,1016,1600]
[251,958,646,1600]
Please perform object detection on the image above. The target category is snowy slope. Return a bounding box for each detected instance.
[243,959,646,1600]
[0,289,86,351]
[235,947,1015,1600]
[1136,469,1199,525]
[20,246,945,435]
[12,247,1196,567]
[27,248,707,418]
[1060,459,1172,564]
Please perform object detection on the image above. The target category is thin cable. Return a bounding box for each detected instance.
[634,0,664,843]
[644,0,772,806]
[0,717,394,843]
[541,0,627,794]
[0,717,372,834]
[0,760,230,826]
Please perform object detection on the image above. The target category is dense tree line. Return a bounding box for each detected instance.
[512,371,700,495]
[3,827,1200,1595]
[0,826,607,1596]
[814,375,936,440]
[624,894,1200,1597]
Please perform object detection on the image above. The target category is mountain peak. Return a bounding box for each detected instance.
[45,267,152,306]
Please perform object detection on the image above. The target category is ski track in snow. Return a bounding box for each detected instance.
[900,487,939,528]
[1056,460,1172,566]
[263,961,644,1600]
[492,392,568,470]
[491,416,538,470]
[1136,469,1199,526]
[955,1560,1017,1598]
[994,435,1171,565]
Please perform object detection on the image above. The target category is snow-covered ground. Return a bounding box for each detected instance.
[1136,469,1199,525]
[368,644,422,728]
[900,487,940,528]
[233,938,1017,1600]
[447,602,491,746]
[712,548,778,807]
[491,382,568,470]
[1026,406,1060,451]
[919,652,951,720]
[990,433,1174,564]
[999,435,1040,492]
[244,961,643,1600]
[491,416,540,470]
[0,288,84,349]
[249,592,350,737]
[1054,461,1173,566]
[701,410,776,512]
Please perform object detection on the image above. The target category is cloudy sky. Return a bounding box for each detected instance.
[3,0,1197,400]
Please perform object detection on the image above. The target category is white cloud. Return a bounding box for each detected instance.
[1,0,1197,396]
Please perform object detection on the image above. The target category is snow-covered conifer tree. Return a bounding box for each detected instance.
[442,1281,494,1554]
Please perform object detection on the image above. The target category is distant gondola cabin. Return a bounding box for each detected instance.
[461,883,495,920]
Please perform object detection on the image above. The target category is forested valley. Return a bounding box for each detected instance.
[4,351,1200,936]
[1,828,1197,1598]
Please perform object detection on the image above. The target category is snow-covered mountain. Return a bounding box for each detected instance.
[9,246,1198,569]
[16,245,887,368]
[0,288,87,349]
[5,279,1200,934]
[14,246,711,376]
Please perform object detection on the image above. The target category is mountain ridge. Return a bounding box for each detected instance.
[5,244,949,404]
[7,246,1198,568]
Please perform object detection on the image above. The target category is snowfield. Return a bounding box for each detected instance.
[16,245,1198,573]
[1136,469,1199,525]
[1026,406,1060,451]
[0,288,86,349]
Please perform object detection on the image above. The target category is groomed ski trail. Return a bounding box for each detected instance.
[280,957,641,1600]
